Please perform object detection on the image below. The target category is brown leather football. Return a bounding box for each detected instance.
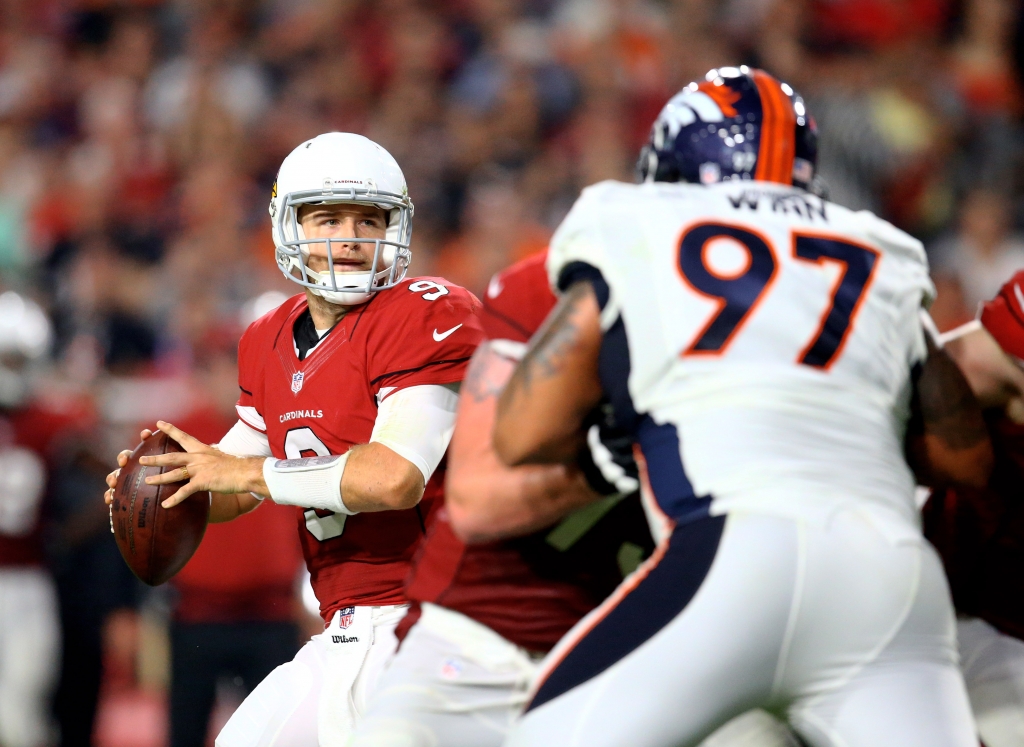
[111,431,210,586]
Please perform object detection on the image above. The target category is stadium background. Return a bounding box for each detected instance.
[0,0,1021,745]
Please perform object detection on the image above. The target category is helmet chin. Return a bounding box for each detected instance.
[309,284,373,306]
[306,268,389,307]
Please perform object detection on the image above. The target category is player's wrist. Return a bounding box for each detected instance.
[240,456,271,498]
[261,452,358,515]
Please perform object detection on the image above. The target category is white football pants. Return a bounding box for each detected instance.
[958,615,1024,747]
[215,605,406,747]
[352,603,802,747]
[505,510,978,747]
[0,567,60,747]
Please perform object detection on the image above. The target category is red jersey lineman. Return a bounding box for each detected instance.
[0,293,61,747]
[350,251,656,747]
[399,252,650,650]
[924,270,1024,747]
[104,133,482,747]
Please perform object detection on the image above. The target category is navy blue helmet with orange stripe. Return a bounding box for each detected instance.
[637,67,818,190]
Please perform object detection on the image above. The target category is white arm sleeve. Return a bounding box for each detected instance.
[215,420,273,457]
[370,384,460,484]
[263,453,354,514]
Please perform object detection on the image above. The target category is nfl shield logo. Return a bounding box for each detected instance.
[291,371,304,394]
[336,606,355,629]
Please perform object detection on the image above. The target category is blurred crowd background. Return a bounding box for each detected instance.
[0,0,1022,746]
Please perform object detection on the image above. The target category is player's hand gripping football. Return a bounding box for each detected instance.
[105,421,267,509]
[104,427,155,507]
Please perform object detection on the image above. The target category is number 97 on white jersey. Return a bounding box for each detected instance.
[549,180,934,401]
[547,180,934,523]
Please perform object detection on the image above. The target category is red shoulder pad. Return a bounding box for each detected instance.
[365,277,484,395]
[236,295,305,432]
[480,250,556,342]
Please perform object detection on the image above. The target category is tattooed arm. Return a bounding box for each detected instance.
[494,282,604,467]
[905,333,994,489]
[445,342,600,543]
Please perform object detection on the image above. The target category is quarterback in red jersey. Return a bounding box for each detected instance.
[924,270,1024,747]
[104,133,482,747]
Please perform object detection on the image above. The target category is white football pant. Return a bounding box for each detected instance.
[215,605,405,747]
[0,568,60,747]
[505,510,978,747]
[349,603,538,747]
[958,615,1024,747]
[352,603,802,747]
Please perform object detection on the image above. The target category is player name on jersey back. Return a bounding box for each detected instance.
[548,180,935,528]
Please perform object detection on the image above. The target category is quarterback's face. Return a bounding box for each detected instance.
[298,203,389,274]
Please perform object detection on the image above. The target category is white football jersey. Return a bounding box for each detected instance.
[548,180,935,529]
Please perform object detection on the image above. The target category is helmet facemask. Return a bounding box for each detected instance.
[273,186,413,306]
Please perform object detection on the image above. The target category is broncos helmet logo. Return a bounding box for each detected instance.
[651,82,742,149]
[638,67,817,190]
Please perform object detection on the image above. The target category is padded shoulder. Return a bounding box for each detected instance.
[362,277,484,392]
[481,251,556,341]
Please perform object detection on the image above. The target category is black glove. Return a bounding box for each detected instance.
[577,402,640,496]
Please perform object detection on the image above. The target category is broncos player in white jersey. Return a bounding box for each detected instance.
[491,67,993,747]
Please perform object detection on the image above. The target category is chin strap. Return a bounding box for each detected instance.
[310,284,374,307]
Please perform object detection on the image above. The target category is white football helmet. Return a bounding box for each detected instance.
[0,292,51,408]
[270,133,414,306]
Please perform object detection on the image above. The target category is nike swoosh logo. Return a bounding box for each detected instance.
[1014,283,1024,313]
[433,324,462,342]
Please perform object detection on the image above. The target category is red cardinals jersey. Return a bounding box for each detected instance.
[236,277,482,621]
[403,252,654,652]
[924,415,1024,640]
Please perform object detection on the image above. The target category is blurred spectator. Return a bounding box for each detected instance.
[0,293,59,747]
[930,190,1024,318]
[809,0,951,49]
[49,430,140,747]
[164,334,303,747]
[950,0,1021,118]
[144,9,270,166]
[434,170,550,296]
[807,44,956,235]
